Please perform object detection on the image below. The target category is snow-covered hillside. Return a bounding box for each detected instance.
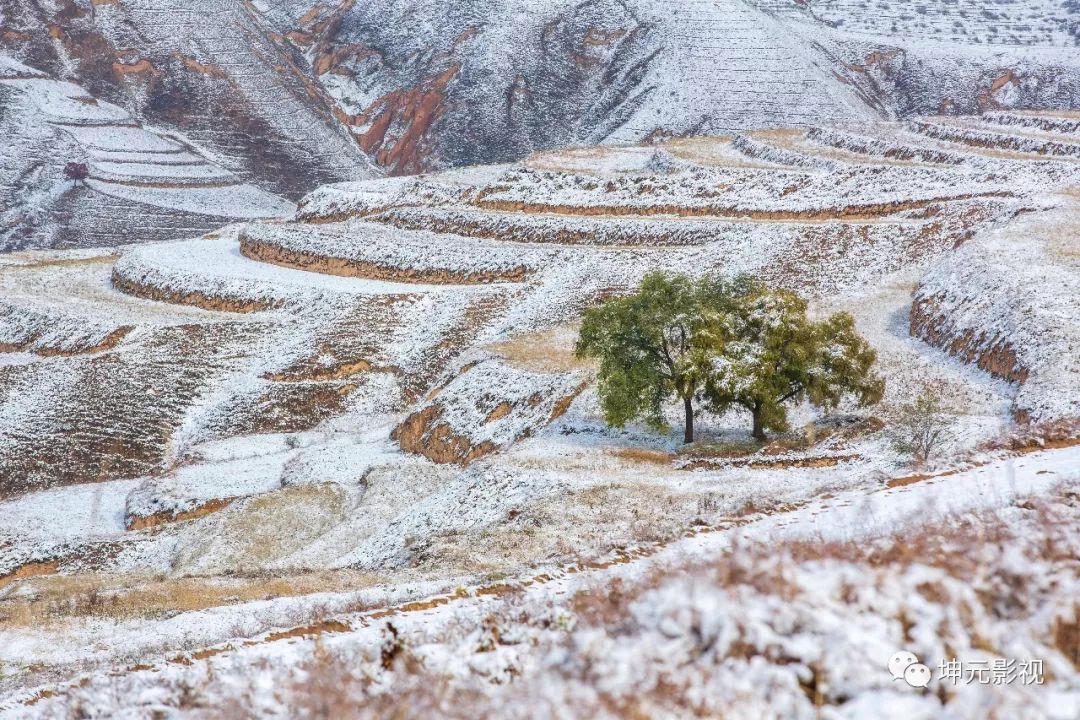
[4,446,1079,718]
[3,1,1079,251]
[2,0,1078,188]
[1,107,1077,564]
[0,56,293,250]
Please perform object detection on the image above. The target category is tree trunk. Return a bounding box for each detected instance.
[751,407,766,441]
[683,395,695,444]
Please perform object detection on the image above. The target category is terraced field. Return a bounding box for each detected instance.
[0,57,293,250]
[771,0,1079,46]
[1,109,1079,715]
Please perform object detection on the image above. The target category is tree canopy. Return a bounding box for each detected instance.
[64,162,89,187]
[576,271,883,443]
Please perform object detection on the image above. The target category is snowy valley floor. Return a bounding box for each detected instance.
[1,446,1077,718]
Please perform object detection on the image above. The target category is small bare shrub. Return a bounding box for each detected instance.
[889,389,957,464]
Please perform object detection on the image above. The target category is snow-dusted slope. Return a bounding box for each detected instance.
[0,58,293,250]
[0,112,1078,716]
[4,446,1078,718]
[0,0,375,199]
[251,0,1080,171]
[3,111,1078,500]
[2,0,1078,184]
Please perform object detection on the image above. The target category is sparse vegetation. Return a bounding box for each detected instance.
[64,485,1077,720]
[0,570,383,629]
[889,388,957,464]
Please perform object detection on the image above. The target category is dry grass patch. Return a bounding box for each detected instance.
[484,323,593,374]
[606,447,676,466]
[0,569,383,628]
[523,144,635,173]
[663,135,781,169]
[406,482,697,578]
[170,484,350,575]
[2,254,120,271]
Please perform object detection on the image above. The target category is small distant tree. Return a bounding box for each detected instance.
[64,162,90,187]
[577,272,884,443]
[703,288,885,440]
[890,389,956,464]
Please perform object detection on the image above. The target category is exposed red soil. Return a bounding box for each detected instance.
[392,405,498,465]
[0,325,133,357]
[125,497,238,531]
[475,192,1011,222]
[393,380,587,465]
[263,619,352,643]
[111,268,276,313]
[0,560,61,590]
[263,358,403,383]
[239,235,528,285]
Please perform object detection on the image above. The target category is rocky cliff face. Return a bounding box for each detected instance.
[3,0,1080,191]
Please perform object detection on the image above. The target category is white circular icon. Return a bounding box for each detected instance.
[888,650,919,681]
[904,663,932,688]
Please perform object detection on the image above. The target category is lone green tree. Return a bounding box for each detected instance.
[577,271,883,443]
[575,272,753,443]
[703,287,884,440]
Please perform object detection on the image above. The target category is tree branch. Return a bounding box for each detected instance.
[778,381,805,404]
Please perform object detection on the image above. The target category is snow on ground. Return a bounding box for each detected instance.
[2,445,1076,718]
[0,56,44,79]
[90,161,236,183]
[0,57,294,251]
[3,81,132,126]
[0,477,148,588]
[912,194,1080,422]
[2,110,1080,716]
[242,219,562,279]
[63,125,185,154]
[112,229,478,309]
[86,182,292,220]
[124,455,288,526]
[472,163,1008,215]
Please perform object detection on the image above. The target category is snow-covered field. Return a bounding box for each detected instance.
[1,109,1079,716]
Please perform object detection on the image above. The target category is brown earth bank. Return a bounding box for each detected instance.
[909,294,1029,384]
[0,324,133,357]
[393,379,586,465]
[0,560,61,590]
[912,121,1080,158]
[391,405,498,465]
[474,192,1012,222]
[805,127,969,165]
[680,453,862,472]
[368,209,715,246]
[263,358,403,383]
[124,497,238,531]
[238,236,529,285]
[87,176,239,190]
[111,268,277,313]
